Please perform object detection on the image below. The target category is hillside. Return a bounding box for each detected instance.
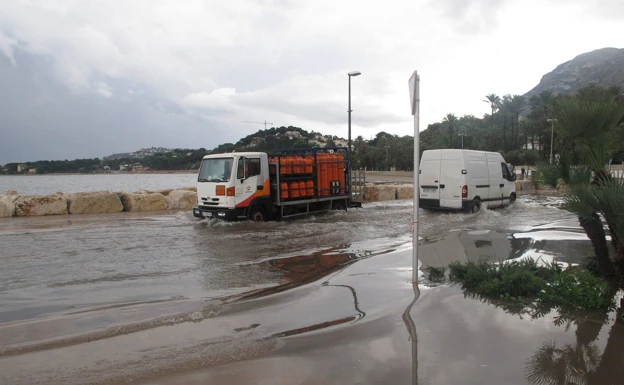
[523,47,624,99]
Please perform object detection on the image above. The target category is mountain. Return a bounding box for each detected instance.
[524,47,624,99]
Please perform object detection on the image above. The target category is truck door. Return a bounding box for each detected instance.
[235,157,263,209]
[486,154,504,208]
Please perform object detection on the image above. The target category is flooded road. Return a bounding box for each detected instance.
[1,195,622,384]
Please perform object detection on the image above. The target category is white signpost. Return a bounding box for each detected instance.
[409,70,420,284]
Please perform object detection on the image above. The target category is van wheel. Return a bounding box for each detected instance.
[509,193,516,204]
[248,206,267,222]
[470,199,481,213]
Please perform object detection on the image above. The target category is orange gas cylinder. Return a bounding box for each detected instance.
[280,157,287,175]
[306,180,314,196]
[305,156,313,173]
[320,154,329,196]
[338,153,345,194]
[299,156,308,174]
[316,154,323,196]
[289,181,300,198]
[330,154,338,194]
[315,154,322,197]
[298,181,306,197]
[285,156,293,174]
[280,182,289,199]
[291,156,298,174]
[294,156,303,174]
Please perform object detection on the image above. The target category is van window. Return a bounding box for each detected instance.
[501,163,511,179]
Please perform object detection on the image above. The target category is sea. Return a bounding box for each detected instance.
[0,173,198,195]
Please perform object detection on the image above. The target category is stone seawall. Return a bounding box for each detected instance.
[362,180,542,203]
[0,180,546,218]
[0,188,197,217]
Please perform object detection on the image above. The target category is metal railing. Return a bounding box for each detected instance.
[350,170,366,201]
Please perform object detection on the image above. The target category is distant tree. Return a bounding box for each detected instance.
[509,95,526,150]
[443,113,458,148]
[483,93,501,130]
[500,95,512,151]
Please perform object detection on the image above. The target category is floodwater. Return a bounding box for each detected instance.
[1,196,623,385]
[0,173,197,195]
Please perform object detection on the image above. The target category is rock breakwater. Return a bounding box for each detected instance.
[0,188,198,217]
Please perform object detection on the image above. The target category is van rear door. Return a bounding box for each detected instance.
[419,150,441,206]
[439,151,462,209]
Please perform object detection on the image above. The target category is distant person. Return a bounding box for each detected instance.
[521,167,526,180]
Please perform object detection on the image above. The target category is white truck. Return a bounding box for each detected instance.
[418,149,516,213]
[192,148,366,221]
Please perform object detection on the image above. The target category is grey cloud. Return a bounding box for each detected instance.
[0,51,230,164]
[428,0,509,34]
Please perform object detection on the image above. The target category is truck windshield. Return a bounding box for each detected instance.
[198,158,233,182]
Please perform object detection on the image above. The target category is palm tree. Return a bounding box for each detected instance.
[500,95,512,151]
[533,97,624,288]
[530,91,554,157]
[509,95,526,150]
[483,94,501,130]
[443,113,458,148]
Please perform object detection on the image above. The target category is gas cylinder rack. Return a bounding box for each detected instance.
[268,147,355,218]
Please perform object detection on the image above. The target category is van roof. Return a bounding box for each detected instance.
[422,149,501,156]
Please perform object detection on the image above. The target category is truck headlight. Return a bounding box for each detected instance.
[217,212,226,217]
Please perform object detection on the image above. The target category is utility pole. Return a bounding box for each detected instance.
[242,120,274,130]
[458,134,467,150]
[547,118,557,164]
[408,70,419,285]
[347,70,361,196]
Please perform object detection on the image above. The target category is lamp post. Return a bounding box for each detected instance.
[348,70,361,194]
[458,134,467,150]
[547,118,557,164]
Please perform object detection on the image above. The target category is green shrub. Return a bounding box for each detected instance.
[532,162,560,187]
[425,266,446,283]
[447,259,616,312]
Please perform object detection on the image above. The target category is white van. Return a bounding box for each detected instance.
[419,149,516,212]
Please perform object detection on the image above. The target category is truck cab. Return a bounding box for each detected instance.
[192,152,272,221]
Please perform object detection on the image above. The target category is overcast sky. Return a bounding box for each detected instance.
[0,0,622,163]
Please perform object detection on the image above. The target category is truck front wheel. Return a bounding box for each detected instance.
[248,206,268,222]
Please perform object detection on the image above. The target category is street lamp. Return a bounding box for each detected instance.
[457,134,468,150]
[347,70,361,193]
[547,118,557,164]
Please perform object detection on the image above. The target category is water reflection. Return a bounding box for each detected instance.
[459,288,624,385]
[418,227,594,269]
[402,283,420,385]
[525,296,624,385]
[219,247,357,303]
